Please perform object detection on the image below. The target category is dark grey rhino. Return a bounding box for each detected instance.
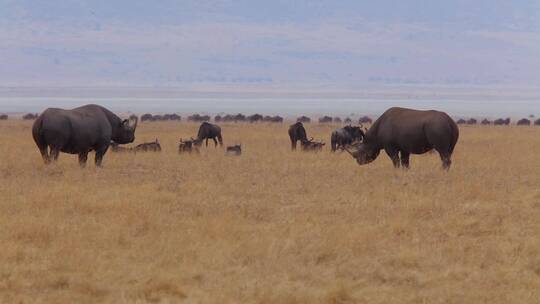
[344,107,459,170]
[32,104,137,167]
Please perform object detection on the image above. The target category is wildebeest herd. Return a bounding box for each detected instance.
[4,104,532,170]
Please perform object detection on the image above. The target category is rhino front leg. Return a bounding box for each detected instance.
[94,146,109,167]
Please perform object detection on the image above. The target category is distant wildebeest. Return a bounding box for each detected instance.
[153,114,164,121]
[297,116,311,123]
[134,139,162,152]
[456,118,467,125]
[535,119,540,126]
[233,113,246,122]
[214,115,223,122]
[110,142,134,153]
[32,104,137,167]
[358,116,373,124]
[270,115,284,123]
[0,114,8,120]
[481,119,491,125]
[467,118,477,125]
[226,144,242,156]
[319,116,333,123]
[288,122,308,150]
[331,125,365,152]
[301,138,325,152]
[23,113,38,120]
[517,118,531,126]
[494,118,511,125]
[344,117,352,123]
[195,122,223,147]
[333,117,342,123]
[141,113,153,122]
[343,107,459,170]
[188,114,210,122]
[178,138,199,154]
[248,114,263,123]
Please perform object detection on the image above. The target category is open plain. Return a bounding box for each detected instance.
[0,120,539,303]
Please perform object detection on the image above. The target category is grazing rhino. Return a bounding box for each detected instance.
[195,122,223,147]
[226,144,242,156]
[134,139,162,152]
[344,107,459,170]
[331,125,365,152]
[301,138,325,152]
[32,104,137,167]
[288,122,308,150]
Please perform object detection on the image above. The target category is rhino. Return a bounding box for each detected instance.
[32,104,137,167]
[344,107,459,170]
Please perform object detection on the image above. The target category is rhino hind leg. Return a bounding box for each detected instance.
[38,146,50,164]
[78,152,88,168]
[438,151,452,170]
[400,151,410,169]
[49,147,60,162]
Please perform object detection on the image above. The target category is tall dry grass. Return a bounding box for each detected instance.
[0,120,539,303]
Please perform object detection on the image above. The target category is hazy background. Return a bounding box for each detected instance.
[1,0,539,115]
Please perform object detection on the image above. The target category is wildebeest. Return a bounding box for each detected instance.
[517,118,531,126]
[214,115,223,122]
[195,122,223,147]
[288,122,308,150]
[263,115,283,123]
[23,113,38,120]
[32,104,138,167]
[0,114,7,120]
[494,118,511,125]
[333,117,342,123]
[226,144,242,156]
[344,117,352,123]
[248,114,263,123]
[343,107,459,170]
[456,118,467,125]
[188,114,211,122]
[358,116,373,124]
[178,138,199,154]
[297,116,311,123]
[141,113,154,122]
[331,125,365,152]
[110,142,134,153]
[301,138,325,152]
[535,119,540,126]
[134,139,162,152]
[318,116,333,123]
[467,118,477,125]
[481,119,491,125]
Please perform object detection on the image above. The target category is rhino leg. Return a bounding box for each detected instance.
[212,137,218,147]
[38,146,50,164]
[50,147,60,162]
[94,146,109,167]
[78,152,88,168]
[439,152,452,170]
[400,151,410,169]
[385,147,400,168]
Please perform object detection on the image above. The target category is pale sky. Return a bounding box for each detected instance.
[1,1,539,88]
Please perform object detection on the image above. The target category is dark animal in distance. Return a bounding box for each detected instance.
[297,116,311,123]
[23,113,38,120]
[535,119,540,126]
[301,138,325,152]
[494,118,511,125]
[0,114,8,120]
[263,115,283,123]
[318,116,333,123]
[358,116,373,124]
[331,125,365,152]
[178,138,199,154]
[344,118,352,123]
[467,118,477,125]
[343,107,459,170]
[188,114,211,122]
[32,104,137,167]
[195,122,223,147]
[134,139,161,152]
[456,118,467,125]
[226,144,242,156]
[481,119,491,125]
[333,117,342,123]
[517,118,531,126]
[288,122,308,150]
[248,114,264,123]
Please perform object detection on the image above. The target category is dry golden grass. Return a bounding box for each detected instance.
[1,120,540,303]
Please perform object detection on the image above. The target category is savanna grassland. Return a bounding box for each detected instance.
[0,119,539,304]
